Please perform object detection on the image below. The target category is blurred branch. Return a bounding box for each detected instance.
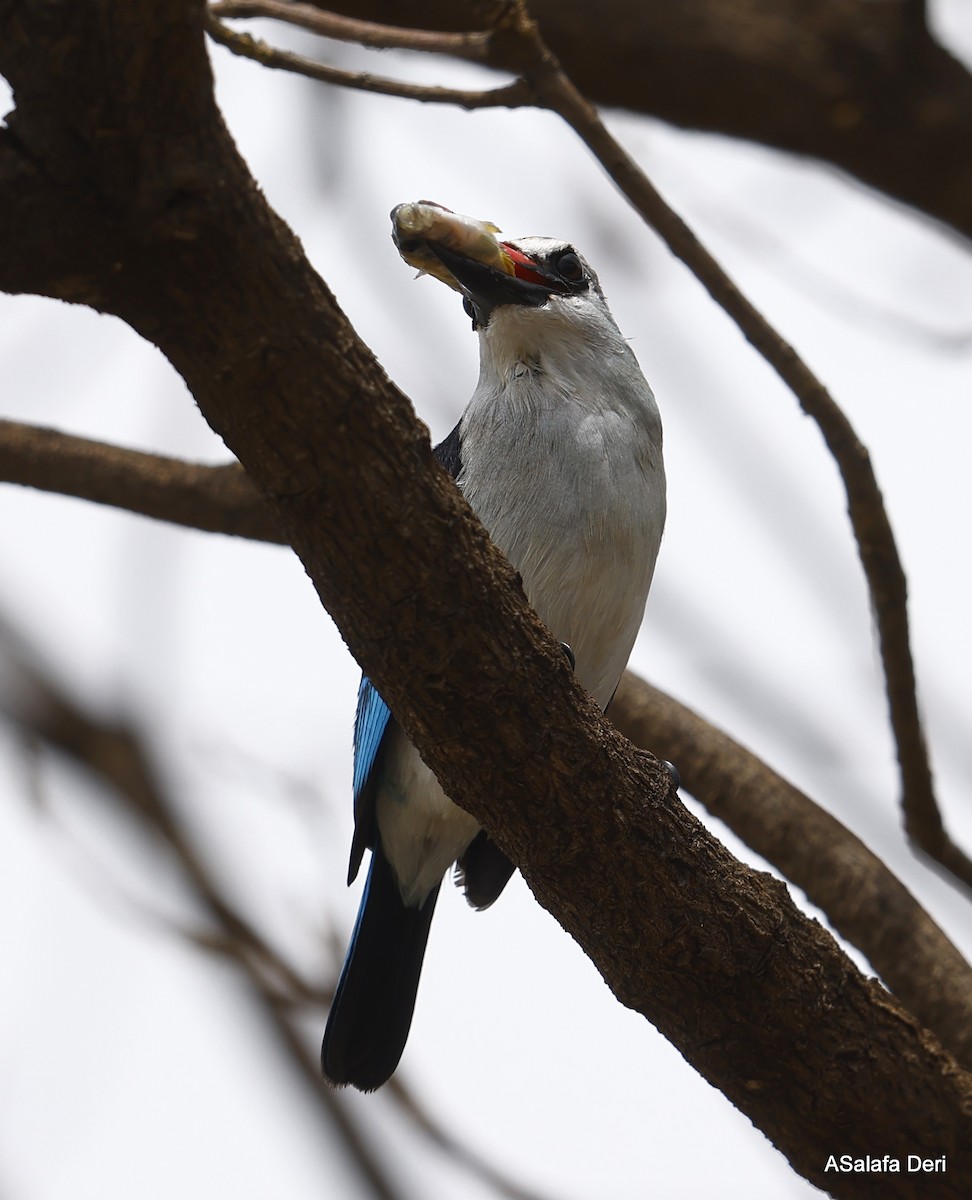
[203,2,972,899]
[610,675,972,1071]
[0,619,403,1200]
[0,615,566,1200]
[905,0,928,30]
[0,618,315,1008]
[0,419,282,542]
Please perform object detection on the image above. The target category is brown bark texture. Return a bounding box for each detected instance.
[1,2,971,1196]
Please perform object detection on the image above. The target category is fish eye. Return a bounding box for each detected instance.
[555,251,584,284]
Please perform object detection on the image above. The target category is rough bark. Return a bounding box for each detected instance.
[321,0,972,241]
[610,675,972,1071]
[1,2,971,1194]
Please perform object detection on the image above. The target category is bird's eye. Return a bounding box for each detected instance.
[462,295,477,328]
[555,251,584,284]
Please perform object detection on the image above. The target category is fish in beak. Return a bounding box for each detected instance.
[391,200,575,327]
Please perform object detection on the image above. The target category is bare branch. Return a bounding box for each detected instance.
[210,0,493,59]
[0,419,283,542]
[205,13,528,108]
[0,617,310,1001]
[610,674,972,1071]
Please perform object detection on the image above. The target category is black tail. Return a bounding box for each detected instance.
[321,844,439,1091]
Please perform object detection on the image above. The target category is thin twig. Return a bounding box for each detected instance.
[385,1077,564,1200]
[210,0,493,60]
[205,14,529,109]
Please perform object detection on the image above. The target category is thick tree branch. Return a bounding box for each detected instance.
[1,2,971,1193]
[0,419,281,541]
[609,675,972,1071]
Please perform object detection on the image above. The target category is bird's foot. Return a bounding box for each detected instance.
[559,642,576,671]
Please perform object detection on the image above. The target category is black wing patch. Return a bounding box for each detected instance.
[433,421,463,481]
[456,831,516,910]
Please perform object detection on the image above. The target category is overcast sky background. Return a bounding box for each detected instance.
[2,4,972,1198]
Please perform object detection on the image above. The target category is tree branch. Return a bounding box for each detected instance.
[211,0,494,59]
[0,419,282,541]
[1,2,971,1193]
[206,12,529,107]
[609,675,972,1071]
[311,0,972,241]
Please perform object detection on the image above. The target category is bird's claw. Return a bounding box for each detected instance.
[560,642,576,671]
[662,760,680,790]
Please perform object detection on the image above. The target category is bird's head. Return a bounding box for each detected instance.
[390,202,617,354]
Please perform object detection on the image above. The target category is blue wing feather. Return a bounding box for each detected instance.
[353,676,391,802]
[347,675,392,883]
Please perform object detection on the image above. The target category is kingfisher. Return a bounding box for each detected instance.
[322,202,666,1090]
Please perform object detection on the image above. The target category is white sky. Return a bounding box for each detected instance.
[1,3,971,1197]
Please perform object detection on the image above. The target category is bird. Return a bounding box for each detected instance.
[321,202,667,1091]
